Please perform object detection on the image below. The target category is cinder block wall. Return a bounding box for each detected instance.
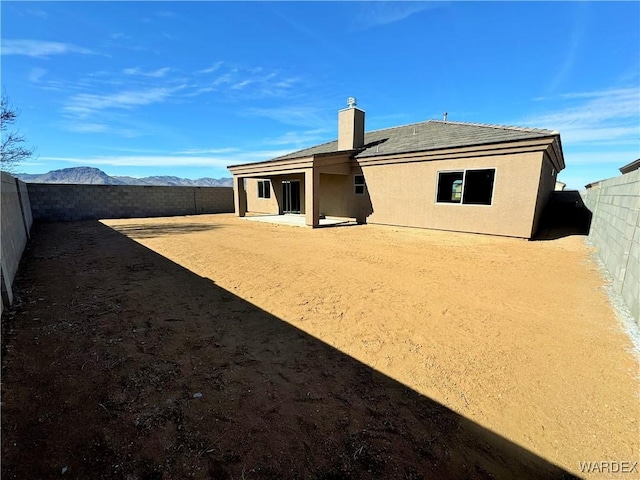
[1,172,33,313]
[27,184,234,221]
[581,169,640,327]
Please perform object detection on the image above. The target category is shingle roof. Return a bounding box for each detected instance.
[273,120,558,161]
[619,158,640,174]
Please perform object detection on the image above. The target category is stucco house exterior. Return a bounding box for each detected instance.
[228,100,565,238]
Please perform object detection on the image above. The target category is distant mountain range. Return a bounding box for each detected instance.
[16,167,233,187]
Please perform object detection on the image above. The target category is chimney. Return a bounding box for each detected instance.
[338,97,365,151]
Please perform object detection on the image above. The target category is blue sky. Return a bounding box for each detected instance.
[1,1,638,188]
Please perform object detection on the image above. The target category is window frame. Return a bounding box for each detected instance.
[435,168,496,206]
[354,174,366,195]
[257,179,271,199]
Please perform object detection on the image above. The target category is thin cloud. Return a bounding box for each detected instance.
[227,150,294,163]
[66,123,110,133]
[28,68,47,83]
[562,150,639,166]
[160,31,177,40]
[198,62,224,74]
[26,9,48,19]
[232,80,253,90]
[175,148,240,155]
[211,73,234,87]
[64,86,185,117]
[123,67,171,78]
[560,88,640,100]
[15,161,46,167]
[50,60,305,136]
[520,87,639,144]
[1,39,93,57]
[43,155,230,168]
[264,128,330,146]
[536,88,638,124]
[110,32,131,40]
[41,149,293,169]
[546,2,588,93]
[352,2,443,31]
[268,6,347,60]
[557,127,638,144]
[271,78,299,89]
[245,104,331,129]
[62,120,142,138]
[192,67,297,99]
[155,10,176,18]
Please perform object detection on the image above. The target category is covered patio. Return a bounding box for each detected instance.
[228,152,358,227]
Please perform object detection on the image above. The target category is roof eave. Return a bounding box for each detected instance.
[227,151,353,177]
[355,135,562,160]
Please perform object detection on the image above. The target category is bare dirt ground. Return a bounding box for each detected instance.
[2,214,638,479]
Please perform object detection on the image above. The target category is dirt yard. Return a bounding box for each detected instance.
[1,214,638,479]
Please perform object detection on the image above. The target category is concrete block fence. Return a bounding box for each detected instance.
[1,175,233,312]
[1,172,33,314]
[27,183,234,221]
[581,169,640,327]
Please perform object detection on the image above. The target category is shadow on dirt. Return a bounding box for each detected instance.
[1,220,578,479]
[103,221,221,239]
[533,191,593,241]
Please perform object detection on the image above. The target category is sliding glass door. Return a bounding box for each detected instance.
[282,180,301,213]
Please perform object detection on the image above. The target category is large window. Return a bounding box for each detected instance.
[436,169,495,205]
[257,180,271,199]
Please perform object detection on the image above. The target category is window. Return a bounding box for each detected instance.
[257,180,270,199]
[437,172,463,203]
[436,169,495,205]
[354,174,366,195]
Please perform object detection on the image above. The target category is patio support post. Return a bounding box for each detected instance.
[233,176,247,217]
[304,168,320,227]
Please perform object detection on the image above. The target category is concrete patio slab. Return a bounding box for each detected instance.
[242,213,356,228]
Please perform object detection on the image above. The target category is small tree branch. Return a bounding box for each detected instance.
[1,91,37,170]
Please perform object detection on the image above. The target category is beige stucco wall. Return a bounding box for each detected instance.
[357,151,545,238]
[530,152,558,237]
[239,148,552,237]
[317,172,372,223]
[245,178,278,214]
[245,175,306,214]
[318,174,352,217]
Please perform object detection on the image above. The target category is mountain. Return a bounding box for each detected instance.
[16,167,122,185]
[112,175,232,187]
[15,167,232,187]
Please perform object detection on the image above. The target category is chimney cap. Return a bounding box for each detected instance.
[347,97,357,108]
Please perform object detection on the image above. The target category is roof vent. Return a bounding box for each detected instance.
[347,97,357,108]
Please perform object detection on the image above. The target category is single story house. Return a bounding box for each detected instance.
[228,100,565,238]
